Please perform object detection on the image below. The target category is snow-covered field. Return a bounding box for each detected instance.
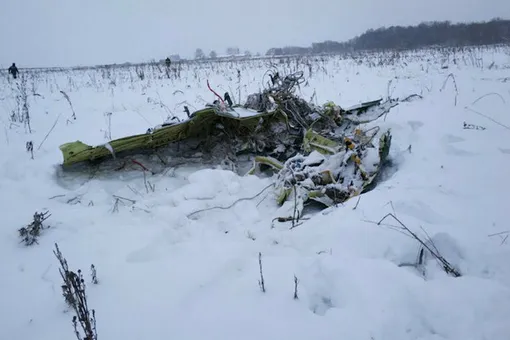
[1,46,510,340]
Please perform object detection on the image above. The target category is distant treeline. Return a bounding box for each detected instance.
[266,18,510,56]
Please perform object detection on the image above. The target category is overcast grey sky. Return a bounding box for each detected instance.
[1,0,508,68]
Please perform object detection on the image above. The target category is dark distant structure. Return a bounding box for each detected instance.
[266,18,510,56]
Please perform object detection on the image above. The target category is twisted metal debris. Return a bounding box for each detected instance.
[57,70,405,210]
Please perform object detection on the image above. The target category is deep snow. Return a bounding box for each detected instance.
[1,47,510,340]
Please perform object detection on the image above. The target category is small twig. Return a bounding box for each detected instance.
[471,92,506,106]
[501,235,508,245]
[440,73,458,106]
[112,195,136,204]
[271,216,310,229]
[400,94,423,102]
[90,264,98,284]
[66,195,83,205]
[142,170,156,193]
[464,107,510,131]
[352,196,361,210]
[386,79,393,100]
[38,113,61,150]
[60,90,77,120]
[256,191,270,208]
[258,252,265,293]
[26,141,34,159]
[377,213,461,277]
[362,218,414,239]
[488,230,510,246]
[316,248,332,255]
[291,185,298,228]
[383,200,397,216]
[287,167,300,228]
[111,198,121,213]
[289,221,306,230]
[132,206,151,214]
[127,185,143,198]
[187,183,274,218]
[3,125,8,145]
[293,275,299,299]
[488,230,510,237]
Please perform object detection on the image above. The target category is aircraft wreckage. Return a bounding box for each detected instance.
[58,71,405,213]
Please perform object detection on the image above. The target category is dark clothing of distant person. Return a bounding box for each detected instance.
[8,63,19,79]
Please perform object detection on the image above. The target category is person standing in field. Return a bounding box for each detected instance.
[8,63,19,79]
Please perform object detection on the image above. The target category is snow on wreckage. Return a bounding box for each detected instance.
[58,70,400,215]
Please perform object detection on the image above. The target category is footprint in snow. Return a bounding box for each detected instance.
[393,200,450,225]
[309,295,335,316]
[407,120,424,131]
[443,134,465,143]
[125,243,164,263]
[125,230,184,263]
[440,134,477,157]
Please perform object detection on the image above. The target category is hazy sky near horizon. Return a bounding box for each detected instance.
[1,0,509,68]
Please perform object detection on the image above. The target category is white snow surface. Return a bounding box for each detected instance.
[1,48,510,340]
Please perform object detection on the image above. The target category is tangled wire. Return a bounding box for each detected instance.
[244,69,338,134]
[263,69,305,95]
